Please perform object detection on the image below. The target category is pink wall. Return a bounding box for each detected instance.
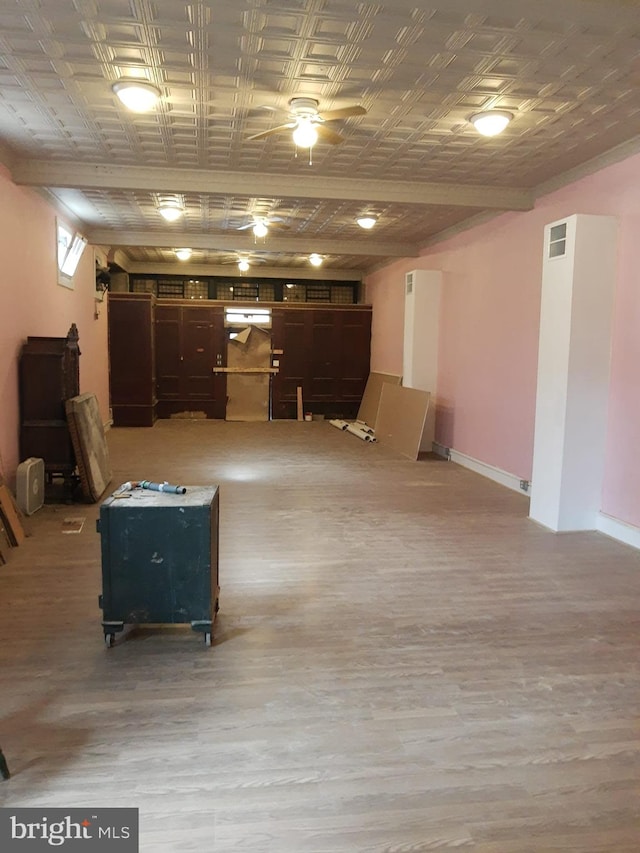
[0,165,109,486]
[365,151,640,529]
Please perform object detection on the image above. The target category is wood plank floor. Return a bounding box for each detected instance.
[1,420,639,852]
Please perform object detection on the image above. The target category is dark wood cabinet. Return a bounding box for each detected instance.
[271,306,371,419]
[155,304,226,419]
[19,324,79,482]
[108,292,157,426]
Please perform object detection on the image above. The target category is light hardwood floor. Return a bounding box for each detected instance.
[1,420,639,852]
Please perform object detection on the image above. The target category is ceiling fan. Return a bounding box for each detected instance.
[247,97,367,148]
[237,214,289,238]
[220,252,270,272]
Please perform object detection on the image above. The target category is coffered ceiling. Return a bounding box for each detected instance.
[1,0,639,277]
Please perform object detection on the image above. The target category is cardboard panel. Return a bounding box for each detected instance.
[226,326,271,422]
[65,393,113,501]
[375,385,430,461]
[357,372,402,430]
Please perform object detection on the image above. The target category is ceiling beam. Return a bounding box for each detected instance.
[123,261,361,280]
[86,229,419,258]
[14,160,533,211]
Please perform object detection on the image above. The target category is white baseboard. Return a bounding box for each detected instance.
[434,445,640,552]
[448,448,528,495]
[597,513,640,551]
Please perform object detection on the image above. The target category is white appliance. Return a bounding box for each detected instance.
[16,457,45,515]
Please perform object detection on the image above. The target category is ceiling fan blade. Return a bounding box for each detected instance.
[315,124,345,145]
[246,123,294,141]
[237,222,255,230]
[318,105,366,121]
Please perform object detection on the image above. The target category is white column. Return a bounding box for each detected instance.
[529,214,617,531]
[403,270,442,450]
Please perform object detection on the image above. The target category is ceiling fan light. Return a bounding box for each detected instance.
[174,248,192,261]
[469,109,513,137]
[309,253,323,267]
[158,202,184,222]
[292,119,318,149]
[252,220,268,238]
[112,79,161,112]
[357,215,377,229]
[238,259,250,272]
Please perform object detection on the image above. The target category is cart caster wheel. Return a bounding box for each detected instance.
[204,632,212,647]
[104,633,115,649]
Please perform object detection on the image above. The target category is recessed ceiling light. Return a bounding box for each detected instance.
[357,215,377,229]
[469,109,513,137]
[112,79,161,112]
[309,253,323,267]
[175,248,192,261]
[158,202,185,222]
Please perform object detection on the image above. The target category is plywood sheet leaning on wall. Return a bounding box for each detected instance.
[375,385,431,461]
[226,326,271,422]
[65,393,112,502]
[357,372,402,430]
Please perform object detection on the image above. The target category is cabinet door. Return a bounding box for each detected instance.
[338,310,371,401]
[271,309,307,418]
[182,307,218,402]
[155,305,182,402]
[309,310,340,400]
[155,305,226,418]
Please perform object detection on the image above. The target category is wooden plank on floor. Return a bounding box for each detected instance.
[296,386,303,421]
[0,485,25,546]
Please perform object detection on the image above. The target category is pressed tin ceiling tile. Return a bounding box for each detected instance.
[2,0,640,273]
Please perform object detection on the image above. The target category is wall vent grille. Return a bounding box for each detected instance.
[548,222,567,259]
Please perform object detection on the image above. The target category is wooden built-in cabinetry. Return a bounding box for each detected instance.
[271,307,371,419]
[108,295,371,424]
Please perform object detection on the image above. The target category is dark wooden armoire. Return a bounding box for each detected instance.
[19,323,80,485]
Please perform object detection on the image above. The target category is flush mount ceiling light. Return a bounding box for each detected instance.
[174,248,192,261]
[357,215,377,229]
[309,253,323,267]
[238,259,250,272]
[469,109,513,137]
[112,79,161,112]
[158,201,185,222]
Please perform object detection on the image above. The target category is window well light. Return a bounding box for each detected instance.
[158,202,185,222]
[175,248,192,261]
[238,259,250,272]
[309,253,323,267]
[357,215,377,229]
[112,79,161,112]
[252,220,268,238]
[292,118,318,149]
[469,109,513,137]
